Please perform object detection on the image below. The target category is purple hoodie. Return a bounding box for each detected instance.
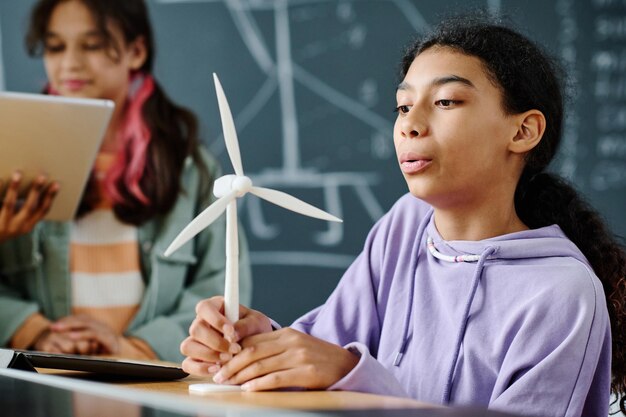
[291,194,611,417]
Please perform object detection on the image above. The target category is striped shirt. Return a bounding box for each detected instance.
[70,152,144,334]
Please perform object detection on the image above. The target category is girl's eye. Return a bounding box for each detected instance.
[435,99,459,108]
[44,43,64,53]
[83,42,105,51]
[394,105,411,114]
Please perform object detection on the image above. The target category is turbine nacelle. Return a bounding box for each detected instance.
[214,175,253,198]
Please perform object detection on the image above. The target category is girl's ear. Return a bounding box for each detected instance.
[508,110,546,154]
[127,36,148,71]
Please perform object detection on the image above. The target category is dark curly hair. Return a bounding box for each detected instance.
[25,0,210,225]
[400,13,626,413]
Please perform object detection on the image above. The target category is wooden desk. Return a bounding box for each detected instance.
[1,367,521,417]
[38,368,433,411]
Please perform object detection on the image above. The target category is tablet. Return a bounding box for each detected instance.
[0,349,188,380]
[0,92,114,221]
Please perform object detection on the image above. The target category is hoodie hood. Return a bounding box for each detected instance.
[394,208,593,404]
[425,214,590,266]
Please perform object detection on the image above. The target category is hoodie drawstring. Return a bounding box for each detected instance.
[391,221,496,405]
[440,244,496,404]
[393,211,432,367]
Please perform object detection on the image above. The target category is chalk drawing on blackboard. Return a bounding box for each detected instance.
[151,0,440,268]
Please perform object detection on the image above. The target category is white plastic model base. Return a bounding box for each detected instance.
[189,383,243,393]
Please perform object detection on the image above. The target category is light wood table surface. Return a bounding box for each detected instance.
[38,367,433,411]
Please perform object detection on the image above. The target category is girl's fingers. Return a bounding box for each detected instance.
[4,172,21,209]
[57,331,96,355]
[181,357,219,377]
[0,172,21,228]
[221,329,358,390]
[90,340,100,354]
[53,314,105,331]
[194,297,243,343]
[195,297,231,334]
[0,175,57,240]
[56,316,119,353]
[18,178,57,227]
[36,338,53,352]
[42,340,63,354]
[0,206,8,234]
[188,318,232,353]
[180,337,224,363]
[35,182,59,217]
[240,368,304,392]
[52,334,78,353]
[221,351,291,386]
[66,329,98,341]
[234,310,272,341]
[19,175,46,214]
[213,338,284,384]
[51,316,90,331]
[85,329,117,353]
[239,326,283,348]
[75,339,92,355]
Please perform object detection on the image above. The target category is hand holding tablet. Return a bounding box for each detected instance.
[0,171,59,242]
[0,92,114,222]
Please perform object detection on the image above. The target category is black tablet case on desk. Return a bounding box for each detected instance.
[0,348,188,380]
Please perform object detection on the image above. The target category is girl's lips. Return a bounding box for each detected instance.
[400,159,432,174]
[63,79,88,91]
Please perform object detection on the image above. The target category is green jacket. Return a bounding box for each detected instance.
[0,149,252,362]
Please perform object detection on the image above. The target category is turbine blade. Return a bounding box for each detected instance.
[164,191,237,256]
[213,73,244,176]
[250,186,342,223]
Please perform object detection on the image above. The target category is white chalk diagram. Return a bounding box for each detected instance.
[0,1,502,268]
[153,0,500,268]
[0,0,501,268]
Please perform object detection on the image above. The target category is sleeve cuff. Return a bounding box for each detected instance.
[270,318,282,331]
[327,342,410,398]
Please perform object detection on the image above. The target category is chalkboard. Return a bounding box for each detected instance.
[0,0,625,326]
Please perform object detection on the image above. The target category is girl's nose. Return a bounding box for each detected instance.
[60,46,83,70]
[400,110,427,139]
[404,126,420,139]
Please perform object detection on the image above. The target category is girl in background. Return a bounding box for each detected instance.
[180,14,626,416]
[0,0,252,362]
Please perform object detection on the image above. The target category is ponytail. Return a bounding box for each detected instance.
[112,78,210,225]
[515,170,626,413]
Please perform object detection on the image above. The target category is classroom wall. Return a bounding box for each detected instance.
[0,0,625,328]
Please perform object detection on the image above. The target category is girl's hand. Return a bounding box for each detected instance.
[33,328,98,355]
[211,328,360,391]
[0,172,59,242]
[50,315,121,355]
[180,296,272,376]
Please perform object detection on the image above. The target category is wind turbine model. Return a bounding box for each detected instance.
[165,74,342,324]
